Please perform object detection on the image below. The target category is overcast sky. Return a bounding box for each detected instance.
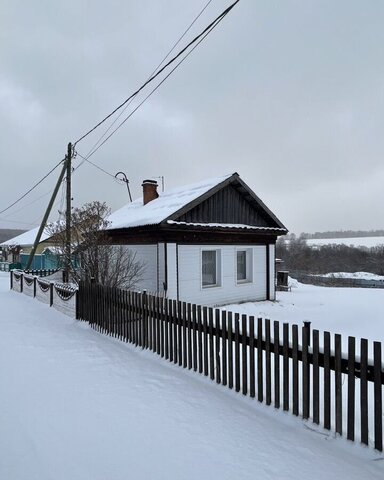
[1,0,383,234]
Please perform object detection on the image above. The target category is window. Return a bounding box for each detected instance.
[202,250,220,287]
[237,250,247,281]
[236,248,253,283]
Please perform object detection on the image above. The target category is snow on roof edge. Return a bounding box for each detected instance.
[167,220,287,231]
[0,226,52,247]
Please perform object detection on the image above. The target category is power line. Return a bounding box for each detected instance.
[0,1,238,221]
[0,158,64,215]
[74,0,238,163]
[74,152,125,183]
[73,0,240,146]
[152,0,214,74]
[78,26,219,160]
[0,217,38,227]
[80,0,214,161]
[73,0,216,177]
[1,189,53,219]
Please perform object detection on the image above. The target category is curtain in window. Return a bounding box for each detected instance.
[202,250,217,286]
[237,250,246,281]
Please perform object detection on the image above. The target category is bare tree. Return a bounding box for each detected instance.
[47,201,145,288]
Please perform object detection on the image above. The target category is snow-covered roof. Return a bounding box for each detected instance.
[0,226,51,247]
[167,221,287,231]
[108,174,233,230]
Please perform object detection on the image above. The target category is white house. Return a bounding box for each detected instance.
[1,227,54,268]
[105,172,287,306]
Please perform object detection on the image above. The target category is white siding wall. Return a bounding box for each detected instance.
[157,243,166,293]
[116,245,158,292]
[166,243,178,300]
[269,244,275,301]
[177,244,268,306]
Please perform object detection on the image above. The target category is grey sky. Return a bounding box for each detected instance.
[1,0,383,234]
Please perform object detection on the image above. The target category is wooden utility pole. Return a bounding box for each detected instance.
[26,158,68,270]
[64,142,72,282]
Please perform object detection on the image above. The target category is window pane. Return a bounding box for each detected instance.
[237,250,246,281]
[202,250,217,286]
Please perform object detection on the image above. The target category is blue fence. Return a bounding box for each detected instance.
[19,253,62,270]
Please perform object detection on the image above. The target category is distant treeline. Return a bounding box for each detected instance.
[0,229,25,244]
[299,229,384,239]
[276,235,384,275]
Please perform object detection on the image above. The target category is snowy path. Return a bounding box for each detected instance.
[0,273,383,480]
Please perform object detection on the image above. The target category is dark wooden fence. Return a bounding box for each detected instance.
[77,282,384,452]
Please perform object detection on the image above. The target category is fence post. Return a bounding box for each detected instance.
[33,277,37,297]
[75,289,79,320]
[10,270,13,290]
[50,283,53,307]
[142,291,148,349]
[335,333,343,435]
[303,321,311,419]
[20,273,23,293]
[374,342,383,452]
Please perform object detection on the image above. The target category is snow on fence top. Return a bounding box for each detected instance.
[11,271,78,317]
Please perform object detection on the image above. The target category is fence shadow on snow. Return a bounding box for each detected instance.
[76,281,384,453]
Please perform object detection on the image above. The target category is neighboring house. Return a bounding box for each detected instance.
[105,172,287,306]
[0,227,61,269]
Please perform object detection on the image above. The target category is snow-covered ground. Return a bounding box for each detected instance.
[306,236,384,249]
[224,279,384,347]
[0,272,383,479]
[313,271,384,280]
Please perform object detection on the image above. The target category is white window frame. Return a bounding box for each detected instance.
[201,248,222,289]
[236,248,253,285]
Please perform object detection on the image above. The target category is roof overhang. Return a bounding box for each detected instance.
[104,222,286,245]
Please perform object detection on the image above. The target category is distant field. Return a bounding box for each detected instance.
[306,236,384,248]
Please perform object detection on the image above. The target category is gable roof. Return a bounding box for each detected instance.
[108,173,287,232]
[108,174,232,229]
[0,226,52,247]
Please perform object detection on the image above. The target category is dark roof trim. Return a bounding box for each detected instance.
[233,175,287,230]
[163,173,239,224]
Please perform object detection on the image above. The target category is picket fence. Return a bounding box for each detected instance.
[77,281,384,452]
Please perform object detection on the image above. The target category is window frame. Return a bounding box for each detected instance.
[236,248,253,285]
[201,248,221,289]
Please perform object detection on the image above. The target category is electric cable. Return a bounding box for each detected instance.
[80,0,214,161]
[0,1,238,222]
[1,190,53,219]
[75,152,124,183]
[78,13,226,161]
[0,158,64,215]
[73,0,239,146]
[0,217,39,227]
[74,0,238,165]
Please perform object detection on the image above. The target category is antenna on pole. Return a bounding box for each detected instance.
[115,171,132,202]
[152,176,165,192]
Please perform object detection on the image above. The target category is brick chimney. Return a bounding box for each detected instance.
[142,179,159,205]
